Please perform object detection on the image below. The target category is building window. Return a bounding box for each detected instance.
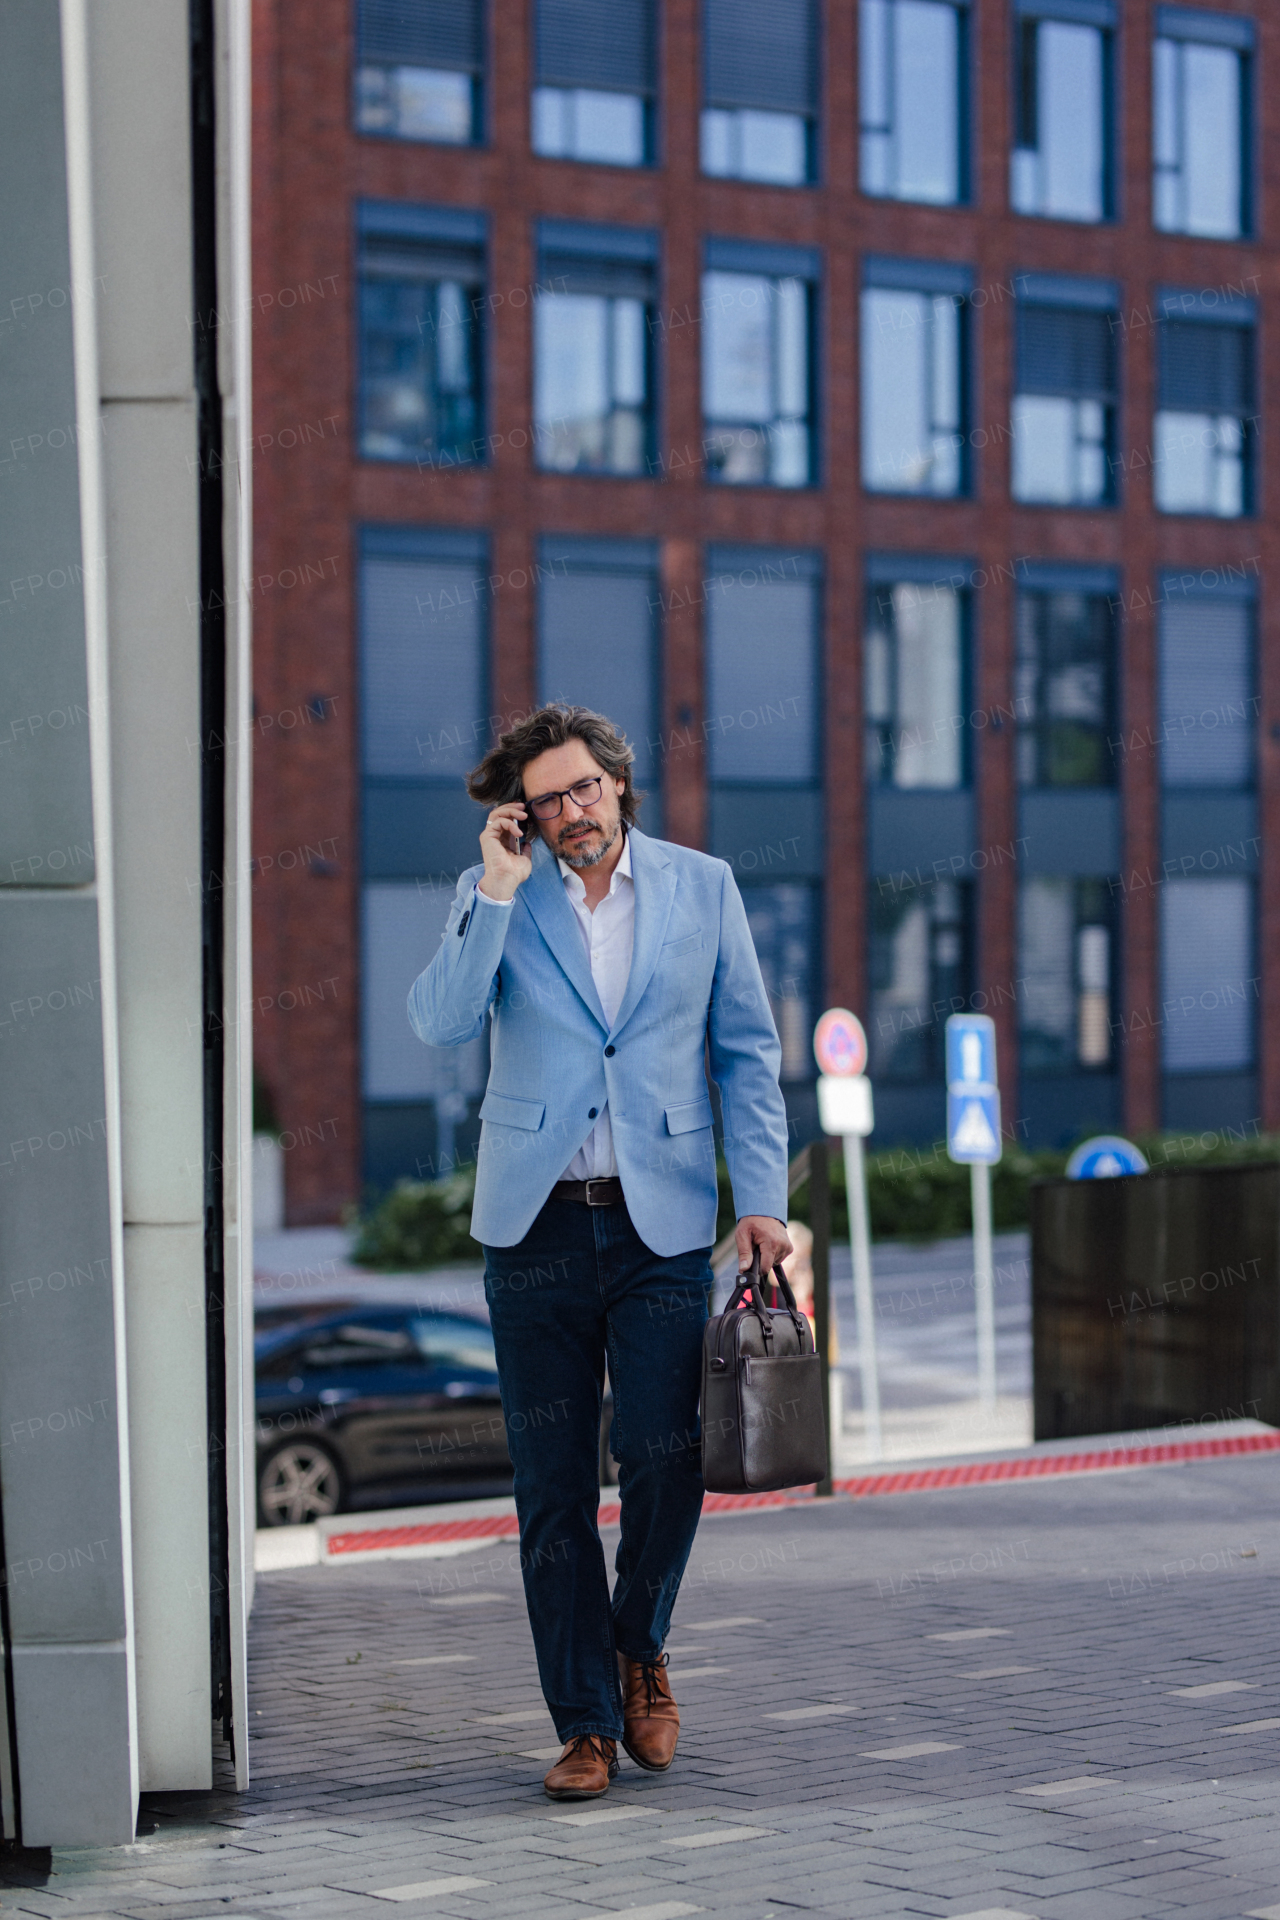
[1159,591,1254,788]
[1011,275,1117,507]
[742,884,820,1082]
[538,538,661,827]
[1019,879,1114,1074]
[360,532,487,788]
[869,879,971,1083]
[355,0,483,145]
[534,222,656,477]
[532,0,655,165]
[702,241,817,488]
[705,549,820,784]
[702,0,817,185]
[1011,4,1112,222]
[1154,9,1252,239]
[1161,877,1254,1071]
[357,204,484,466]
[1016,588,1115,787]
[865,577,966,787]
[860,0,966,205]
[861,259,968,496]
[1154,295,1254,517]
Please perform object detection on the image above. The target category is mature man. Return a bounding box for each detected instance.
[408,704,790,1800]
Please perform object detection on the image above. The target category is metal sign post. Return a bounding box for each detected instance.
[944,1014,1001,1417]
[814,1009,880,1463]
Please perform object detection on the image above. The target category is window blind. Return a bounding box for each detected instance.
[704,0,818,114]
[537,0,655,92]
[1159,321,1252,413]
[358,0,483,72]
[539,566,658,783]
[706,569,819,782]
[361,557,486,780]
[1017,305,1115,397]
[1159,598,1252,787]
[1161,877,1253,1070]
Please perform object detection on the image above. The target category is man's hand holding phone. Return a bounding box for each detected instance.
[477,802,534,902]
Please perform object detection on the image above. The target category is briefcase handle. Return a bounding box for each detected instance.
[721,1248,810,1351]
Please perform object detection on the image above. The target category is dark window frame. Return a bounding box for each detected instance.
[1014,567,1119,789]
[1012,272,1121,509]
[868,875,975,1085]
[701,0,822,187]
[858,0,972,207]
[1018,875,1119,1078]
[353,0,488,148]
[863,575,973,790]
[531,0,659,168]
[533,220,661,479]
[1153,5,1255,240]
[1011,0,1117,225]
[1154,288,1258,520]
[355,202,489,470]
[701,238,822,491]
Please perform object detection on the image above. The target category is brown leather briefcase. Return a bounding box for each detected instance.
[701,1250,828,1494]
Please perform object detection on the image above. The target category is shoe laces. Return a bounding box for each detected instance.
[635,1652,669,1709]
[565,1732,614,1763]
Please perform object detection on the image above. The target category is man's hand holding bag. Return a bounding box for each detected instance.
[701,1250,829,1494]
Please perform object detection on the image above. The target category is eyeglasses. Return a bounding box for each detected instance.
[526,776,604,821]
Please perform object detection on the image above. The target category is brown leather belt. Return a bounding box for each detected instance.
[553,1177,624,1207]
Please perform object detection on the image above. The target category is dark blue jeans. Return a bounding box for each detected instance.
[483,1195,709,1742]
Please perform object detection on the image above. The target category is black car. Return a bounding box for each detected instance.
[255,1301,617,1525]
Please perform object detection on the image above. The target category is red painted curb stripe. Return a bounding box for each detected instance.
[324,1429,1280,1557]
[832,1427,1280,1500]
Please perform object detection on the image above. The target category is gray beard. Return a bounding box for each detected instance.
[558,819,620,869]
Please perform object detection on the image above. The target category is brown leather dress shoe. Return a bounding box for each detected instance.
[618,1652,680,1772]
[543,1734,618,1800]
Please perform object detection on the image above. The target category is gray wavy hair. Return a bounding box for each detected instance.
[466,704,641,825]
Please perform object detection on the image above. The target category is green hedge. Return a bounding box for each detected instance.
[349,1129,1280,1269]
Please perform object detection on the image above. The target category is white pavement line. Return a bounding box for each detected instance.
[395,1654,476,1666]
[470,1709,551,1724]
[680,1616,763,1630]
[670,1664,730,1678]
[549,1806,657,1827]
[1169,1680,1254,1698]
[1216,1716,1280,1734]
[949,1910,1040,1919]
[1015,1776,1115,1796]
[572,1905,703,1920]
[1247,1906,1280,1920]
[765,1703,857,1720]
[255,1526,321,1572]
[927,1628,1012,1642]
[667,1826,776,1849]
[369,1877,493,1901]
[861,1740,961,1759]
[425,1592,511,1607]
[520,1745,567,1760]
[957,1665,1042,1679]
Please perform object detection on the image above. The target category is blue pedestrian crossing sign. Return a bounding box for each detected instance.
[945,1013,1001,1166]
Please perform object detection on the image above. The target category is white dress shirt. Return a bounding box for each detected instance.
[471,832,635,1181]
[557,831,634,1179]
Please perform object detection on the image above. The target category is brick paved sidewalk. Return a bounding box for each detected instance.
[6,1453,1280,1920]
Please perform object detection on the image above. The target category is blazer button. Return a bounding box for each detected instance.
[588,1108,598,1119]
[604,1045,615,1057]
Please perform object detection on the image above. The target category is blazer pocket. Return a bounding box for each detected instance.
[665,1097,714,1136]
[662,932,704,958]
[479,1091,546,1130]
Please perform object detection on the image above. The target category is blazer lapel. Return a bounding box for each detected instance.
[609,829,676,1041]
[519,840,608,1030]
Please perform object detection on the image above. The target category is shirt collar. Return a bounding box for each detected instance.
[558,828,632,899]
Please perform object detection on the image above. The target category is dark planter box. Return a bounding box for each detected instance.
[1031,1162,1280,1441]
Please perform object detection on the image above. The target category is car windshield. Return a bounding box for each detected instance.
[409,1315,498,1373]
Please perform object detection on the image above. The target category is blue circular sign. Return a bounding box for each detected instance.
[1065,1135,1149,1181]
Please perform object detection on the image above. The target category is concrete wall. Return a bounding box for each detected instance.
[0,0,253,1846]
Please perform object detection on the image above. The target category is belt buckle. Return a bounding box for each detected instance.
[584,1178,612,1207]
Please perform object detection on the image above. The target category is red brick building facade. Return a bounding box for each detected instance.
[252,0,1280,1223]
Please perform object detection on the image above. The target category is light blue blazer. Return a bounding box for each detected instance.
[407,828,790,1256]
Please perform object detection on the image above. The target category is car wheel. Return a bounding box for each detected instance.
[257,1438,344,1526]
